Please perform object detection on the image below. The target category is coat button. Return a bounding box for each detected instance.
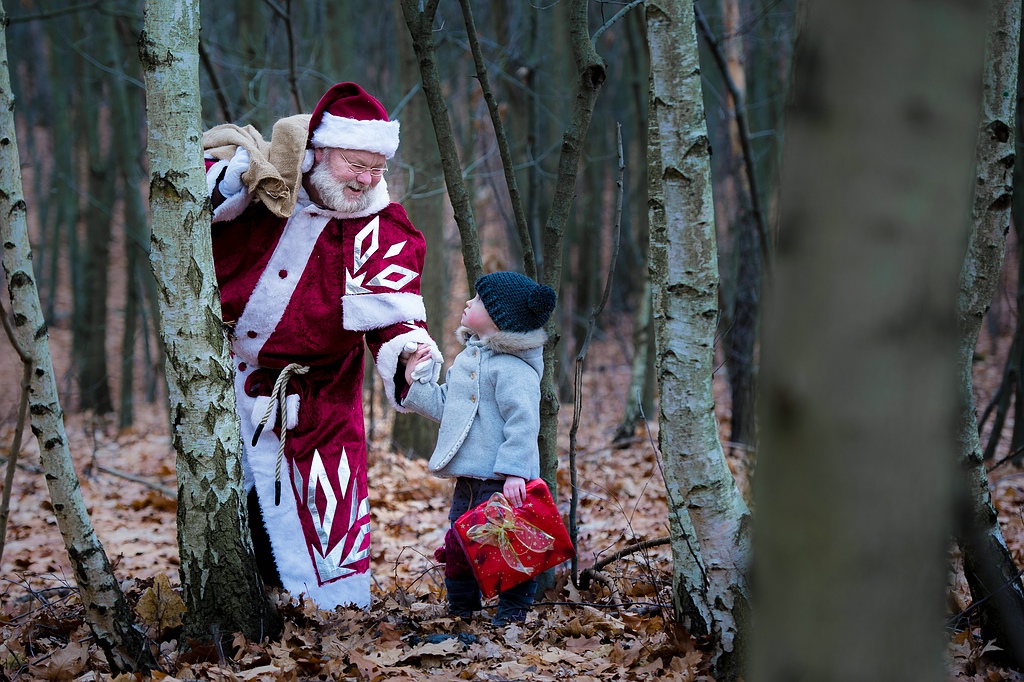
[238,362,247,372]
[471,395,477,403]
[247,330,257,338]
[470,372,475,379]
[279,269,288,278]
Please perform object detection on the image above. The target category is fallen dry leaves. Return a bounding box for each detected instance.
[0,330,722,681]
[6,305,1024,680]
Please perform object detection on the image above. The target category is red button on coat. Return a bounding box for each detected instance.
[239,363,247,372]
[247,330,257,338]
[279,270,288,278]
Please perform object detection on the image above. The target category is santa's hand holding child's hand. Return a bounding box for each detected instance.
[503,476,527,507]
[403,345,436,385]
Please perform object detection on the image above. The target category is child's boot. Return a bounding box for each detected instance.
[439,529,480,618]
[445,577,481,619]
[493,579,536,626]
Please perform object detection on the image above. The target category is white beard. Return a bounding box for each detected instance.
[307,162,375,214]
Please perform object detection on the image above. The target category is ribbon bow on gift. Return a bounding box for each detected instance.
[466,493,556,573]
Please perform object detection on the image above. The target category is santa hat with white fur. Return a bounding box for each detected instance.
[307,82,400,159]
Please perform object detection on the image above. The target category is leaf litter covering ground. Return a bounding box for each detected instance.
[3,321,1024,681]
[0,329,719,681]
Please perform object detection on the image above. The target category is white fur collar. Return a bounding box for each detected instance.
[456,325,548,353]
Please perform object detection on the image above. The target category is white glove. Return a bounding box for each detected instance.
[400,341,418,361]
[410,346,443,383]
[219,148,250,198]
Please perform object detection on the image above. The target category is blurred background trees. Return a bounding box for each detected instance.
[3,0,798,455]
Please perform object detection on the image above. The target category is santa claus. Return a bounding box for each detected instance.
[203,83,441,610]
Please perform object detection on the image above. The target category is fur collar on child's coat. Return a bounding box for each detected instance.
[455,325,548,354]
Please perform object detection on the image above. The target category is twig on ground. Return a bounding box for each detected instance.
[94,465,176,499]
[585,570,622,611]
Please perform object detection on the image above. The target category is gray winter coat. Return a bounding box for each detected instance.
[401,325,545,481]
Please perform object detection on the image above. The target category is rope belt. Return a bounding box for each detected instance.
[251,362,310,505]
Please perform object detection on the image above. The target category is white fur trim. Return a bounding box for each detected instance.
[297,572,372,610]
[342,292,426,332]
[213,190,253,223]
[251,395,275,431]
[376,328,440,411]
[301,149,314,173]
[310,113,400,159]
[206,158,228,195]
[233,208,331,360]
[234,371,371,610]
[285,394,300,430]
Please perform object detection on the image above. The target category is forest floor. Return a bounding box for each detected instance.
[4,315,1024,682]
[3,184,1024,680]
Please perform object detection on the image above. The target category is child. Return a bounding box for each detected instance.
[402,271,557,625]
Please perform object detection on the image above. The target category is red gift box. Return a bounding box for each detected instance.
[453,478,575,599]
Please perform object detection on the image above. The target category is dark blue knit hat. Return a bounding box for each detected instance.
[475,272,557,333]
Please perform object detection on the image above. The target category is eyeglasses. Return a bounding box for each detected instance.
[336,151,388,178]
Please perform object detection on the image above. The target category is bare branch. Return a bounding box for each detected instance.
[457,0,536,279]
[399,0,483,290]
[592,0,644,45]
[569,124,625,585]
[694,4,772,272]
[199,40,235,122]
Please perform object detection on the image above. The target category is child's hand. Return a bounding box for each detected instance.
[403,345,432,385]
[503,476,527,507]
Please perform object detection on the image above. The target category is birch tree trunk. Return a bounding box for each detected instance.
[752,1,988,680]
[647,1,751,678]
[0,3,154,672]
[955,0,1024,663]
[393,0,443,459]
[140,0,274,643]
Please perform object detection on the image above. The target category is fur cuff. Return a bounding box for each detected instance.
[376,328,441,411]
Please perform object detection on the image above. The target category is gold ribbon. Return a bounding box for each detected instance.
[466,493,556,573]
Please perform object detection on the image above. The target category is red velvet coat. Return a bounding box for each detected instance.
[207,172,435,609]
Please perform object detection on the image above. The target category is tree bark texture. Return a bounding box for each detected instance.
[392,0,443,459]
[956,0,1024,664]
[647,1,752,678]
[140,0,273,643]
[753,1,988,680]
[0,3,154,672]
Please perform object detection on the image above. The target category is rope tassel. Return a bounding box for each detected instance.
[250,363,310,505]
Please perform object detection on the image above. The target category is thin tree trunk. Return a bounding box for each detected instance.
[0,4,155,671]
[392,0,443,459]
[110,15,148,430]
[956,0,1024,665]
[140,0,276,643]
[77,22,117,415]
[753,0,989,680]
[538,0,607,493]
[615,8,655,441]
[400,0,484,292]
